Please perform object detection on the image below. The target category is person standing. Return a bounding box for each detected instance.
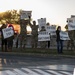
[30,21,38,48]
[29,18,38,48]
[14,32,19,48]
[56,26,63,54]
[7,24,14,52]
[48,33,51,48]
[0,24,8,52]
[19,19,29,48]
[46,22,51,48]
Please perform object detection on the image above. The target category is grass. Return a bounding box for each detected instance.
[0,47,75,56]
[11,47,75,56]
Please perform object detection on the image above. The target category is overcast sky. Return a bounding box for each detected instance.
[0,0,75,30]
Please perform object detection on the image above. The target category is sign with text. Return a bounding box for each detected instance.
[38,18,46,31]
[67,18,75,30]
[68,24,75,30]
[2,27,14,39]
[67,18,75,24]
[60,31,70,40]
[38,31,50,41]
[46,25,56,35]
[20,10,32,19]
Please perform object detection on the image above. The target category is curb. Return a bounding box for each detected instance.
[0,52,75,58]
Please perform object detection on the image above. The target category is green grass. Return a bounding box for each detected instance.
[0,47,75,56]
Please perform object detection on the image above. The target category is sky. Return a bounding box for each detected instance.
[0,0,75,30]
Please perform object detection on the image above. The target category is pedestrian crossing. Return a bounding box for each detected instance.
[0,68,73,75]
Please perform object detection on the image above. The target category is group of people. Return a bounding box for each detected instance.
[28,18,63,54]
[20,16,64,54]
[0,23,15,52]
[0,17,74,54]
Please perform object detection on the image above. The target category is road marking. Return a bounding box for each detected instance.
[47,70,63,75]
[5,70,16,75]
[73,68,75,75]
[0,71,7,75]
[22,68,40,75]
[34,69,51,75]
[0,68,73,75]
[14,69,28,75]
[60,71,73,75]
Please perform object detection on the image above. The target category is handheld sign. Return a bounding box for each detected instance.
[38,18,46,31]
[20,10,32,19]
[60,31,70,40]
[2,27,14,39]
[68,24,75,30]
[46,25,56,35]
[38,31,50,41]
[67,18,75,30]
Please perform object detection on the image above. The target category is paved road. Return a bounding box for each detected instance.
[0,53,74,75]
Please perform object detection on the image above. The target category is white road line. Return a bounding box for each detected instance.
[5,70,16,75]
[0,71,7,75]
[22,68,40,75]
[33,69,51,75]
[47,70,63,75]
[14,69,28,75]
[60,71,73,75]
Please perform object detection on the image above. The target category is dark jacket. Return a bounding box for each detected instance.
[7,24,15,40]
[0,24,7,40]
[56,30,61,41]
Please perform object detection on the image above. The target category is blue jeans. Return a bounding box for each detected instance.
[57,40,63,53]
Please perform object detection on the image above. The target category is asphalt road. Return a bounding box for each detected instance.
[0,53,74,75]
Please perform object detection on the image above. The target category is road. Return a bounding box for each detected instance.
[0,53,74,75]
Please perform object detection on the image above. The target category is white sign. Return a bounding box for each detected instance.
[38,18,46,31]
[38,31,50,41]
[67,18,75,30]
[60,31,70,40]
[67,18,75,24]
[2,27,14,39]
[68,24,75,30]
[20,10,32,19]
[46,25,56,35]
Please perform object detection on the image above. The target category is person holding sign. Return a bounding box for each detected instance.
[65,24,75,50]
[46,22,51,48]
[20,11,31,48]
[38,18,48,48]
[0,24,8,52]
[7,24,14,52]
[29,17,38,48]
[56,26,63,54]
[39,26,48,48]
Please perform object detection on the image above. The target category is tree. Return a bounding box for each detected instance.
[0,9,20,24]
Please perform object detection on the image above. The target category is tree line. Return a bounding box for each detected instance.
[0,9,22,24]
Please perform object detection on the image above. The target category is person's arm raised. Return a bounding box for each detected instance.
[28,16,32,27]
